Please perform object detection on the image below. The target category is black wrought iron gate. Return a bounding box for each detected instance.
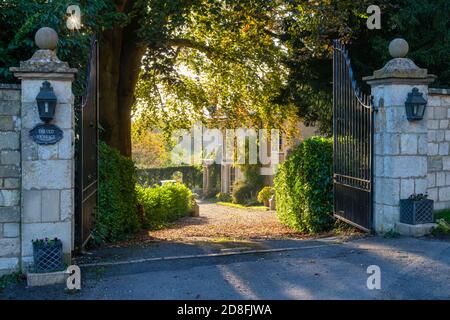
[75,38,99,250]
[333,40,373,232]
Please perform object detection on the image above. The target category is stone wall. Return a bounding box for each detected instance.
[427,88,450,210]
[0,84,21,275]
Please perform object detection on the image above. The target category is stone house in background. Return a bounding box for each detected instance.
[200,119,317,196]
[220,122,317,195]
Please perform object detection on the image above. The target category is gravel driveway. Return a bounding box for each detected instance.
[146,201,304,241]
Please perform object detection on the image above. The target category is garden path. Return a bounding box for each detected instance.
[142,201,304,242]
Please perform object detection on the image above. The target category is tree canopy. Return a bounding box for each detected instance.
[1,0,449,151]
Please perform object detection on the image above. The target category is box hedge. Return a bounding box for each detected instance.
[274,136,334,233]
[136,182,193,230]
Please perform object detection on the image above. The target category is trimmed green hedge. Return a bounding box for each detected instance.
[95,142,141,243]
[274,136,334,233]
[136,166,203,189]
[136,183,193,230]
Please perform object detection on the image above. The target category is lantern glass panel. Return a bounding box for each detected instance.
[36,81,57,123]
[405,88,427,121]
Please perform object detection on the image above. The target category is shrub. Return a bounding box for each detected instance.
[231,164,265,205]
[232,181,255,205]
[257,186,274,205]
[431,219,450,237]
[216,192,232,202]
[274,136,334,233]
[136,182,193,229]
[95,142,141,243]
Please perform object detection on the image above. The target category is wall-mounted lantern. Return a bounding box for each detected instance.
[36,81,57,123]
[405,87,427,121]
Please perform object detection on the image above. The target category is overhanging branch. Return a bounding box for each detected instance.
[167,38,214,59]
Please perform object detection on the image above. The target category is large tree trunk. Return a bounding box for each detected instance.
[99,23,145,157]
[116,18,146,157]
[99,27,123,152]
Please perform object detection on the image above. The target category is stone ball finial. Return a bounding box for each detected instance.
[35,27,59,50]
[389,38,409,58]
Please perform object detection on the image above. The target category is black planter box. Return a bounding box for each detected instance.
[400,199,434,225]
[32,240,64,273]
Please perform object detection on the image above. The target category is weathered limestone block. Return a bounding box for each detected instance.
[21,131,38,161]
[0,151,20,165]
[22,160,72,190]
[3,223,20,238]
[400,134,418,154]
[0,132,20,150]
[383,156,426,178]
[0,238,20,257]
[400,179,415,199]
[0,116,14,130]
[0,190,20,207]
[0,258,19,275]
[0,100,20,116]
[436,172,446,187]
[428,187,438,202]
[41,190,60,222]
[0,89,20,101]
[428,156,443,172]
[0,165,20,178]
[60,189,73,222]
[53,104,73,129]
[428,143,439,155]
[375,177,400,206]
[443,156,450,171]
[22,190,41,223]
[0,207,20,223]
[57,130,74,159]
[37,144,58,160]
[438,186,450,202]
[414,177,428,194]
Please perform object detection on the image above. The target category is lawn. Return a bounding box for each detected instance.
[216,202,269,211]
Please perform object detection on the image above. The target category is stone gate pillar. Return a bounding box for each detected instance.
[11,28,77,269]
[363,39,436,233]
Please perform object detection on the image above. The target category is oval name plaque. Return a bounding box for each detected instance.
[29,123,63,145]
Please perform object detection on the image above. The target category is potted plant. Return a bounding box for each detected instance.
[400,193,434,225]
[257,187,274,207]
[32,237,64,273]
